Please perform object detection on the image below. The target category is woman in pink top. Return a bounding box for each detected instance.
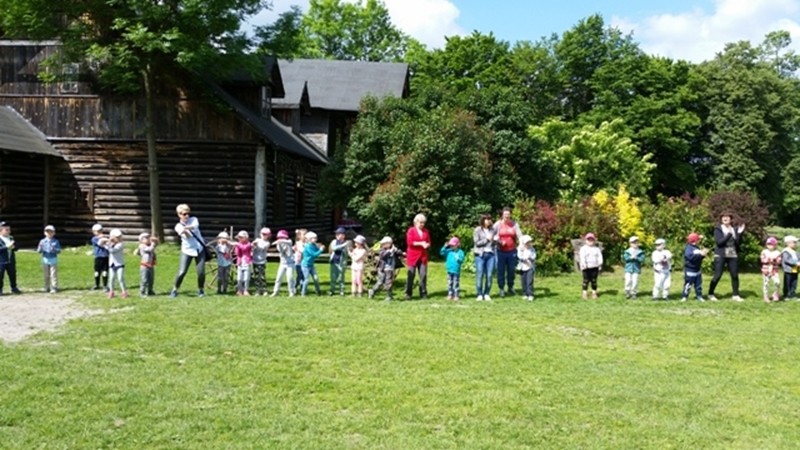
[405,213,431,299]
[492,207,523,297]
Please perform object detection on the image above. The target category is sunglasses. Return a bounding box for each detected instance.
[179,212,189,216]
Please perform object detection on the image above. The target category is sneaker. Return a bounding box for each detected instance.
[148,291,156,296]
[368,289,375,299]
[591,291,598,299]
[108,291,115,299]
[11,288,21,294]
[454,296,460,302]
[732,295,743,302]
[169,290,178,298]
[624,291,631,299]
[121,291,128,299]
[582,291,588,300]
[680,297,687,302]
[483,295,491,301]
[526,296,533,302]
[476,295,484,301]
[499,289,505,298]
[288,292,295,297]
[447,295,453,301]
[697,297,706,302]
[91,286,100,291]
[50,289,58,294]
[773,293,780,302]
[508,289,516,296]
[708,295,718,302]
[270,292,277,297]
[198,290,206,298]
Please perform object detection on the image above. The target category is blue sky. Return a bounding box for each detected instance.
[247,0,800,62]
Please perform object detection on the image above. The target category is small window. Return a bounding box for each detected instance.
[295,173,306,220]
[60,63,80,94]
[70,183,94,212]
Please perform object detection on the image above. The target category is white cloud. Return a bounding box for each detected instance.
[611,0,800,62]
[244,0,463,49]
[382,0,464,48]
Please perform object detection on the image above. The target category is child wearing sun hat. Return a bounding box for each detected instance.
[651,238,673,300]
[760,236,782,303]
[579,233,603,299]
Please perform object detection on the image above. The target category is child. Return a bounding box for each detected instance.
[349,235,368,297]
[329,227,349,296]
[90,223,109,291]
[293,228,307,291]
[0,221,20,295]
[37,225,61,294]
[270,229,296,297]
[252,227,271,296]
[681,233,709,302]
[369,236,403,301]
[579,233,603,299]
[651,238,673,300]
[135,232,158,297]
[301,231,324,296]
[441,237,466,301]
[622,236,646,299]
[781,235,799,300]
[235,230,253,296]
[517,235,537,301]
[105,228,128,299]
[760,237,782,303]
[214,231,234,295]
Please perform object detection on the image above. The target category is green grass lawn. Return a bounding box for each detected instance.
[2,247,800,449]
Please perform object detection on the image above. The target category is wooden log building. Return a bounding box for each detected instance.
[0,41,330,247]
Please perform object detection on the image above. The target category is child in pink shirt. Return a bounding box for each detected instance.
[235,230,253,296]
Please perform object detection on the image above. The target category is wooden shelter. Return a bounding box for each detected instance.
[0,41,330,246]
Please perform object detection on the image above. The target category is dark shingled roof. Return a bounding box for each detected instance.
[208,83,328,164]
[0,106,60,157]
[274,59,409,111]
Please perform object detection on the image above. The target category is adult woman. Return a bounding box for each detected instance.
[170,204,207,297]
[708,212,745,302]
[492,207,523,297]
[405,213,431,300]
[472,214,496,301]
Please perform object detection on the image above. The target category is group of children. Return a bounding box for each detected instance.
[579,231,800,303]
[7,222,800,304]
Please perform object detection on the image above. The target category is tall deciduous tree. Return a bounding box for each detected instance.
[256,0,413,61]
[0,0,266,239]
[529,118,655,201]
[696,33,800,219]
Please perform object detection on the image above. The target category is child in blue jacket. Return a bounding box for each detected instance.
[440,237,465,301]
[623,236,646,299]
[301,231,324,296]
[682,233,709,302]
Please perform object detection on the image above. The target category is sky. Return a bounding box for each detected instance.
[246,0,800,62]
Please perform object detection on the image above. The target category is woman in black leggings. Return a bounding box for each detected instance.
[708,212,745,302]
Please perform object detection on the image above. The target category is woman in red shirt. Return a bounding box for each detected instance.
[405,213,431,299]
[492,207,523,297]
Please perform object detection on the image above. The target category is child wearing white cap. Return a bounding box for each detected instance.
[622,236,646,299]
[90,223,109,291]
[252,227,272,296]
[300,231,324,296]
[104,229,128,299]
[651,238,673,300]
[761,237,781,303]
[270,230,295,297]
[579,233,603,299]
[368,236,404,301]
[214,232,234,295]
[37,225,61,293]
[517,235,536,301]
[781,236,799,300]
[135,232,158,297]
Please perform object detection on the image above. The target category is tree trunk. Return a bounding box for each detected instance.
[143,66,164,241]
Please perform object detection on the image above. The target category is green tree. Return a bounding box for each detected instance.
[257,0,413,61]
[0,0,266,239]
[695,33,800,220]
[343,97,492,244]
[529,118,655,201]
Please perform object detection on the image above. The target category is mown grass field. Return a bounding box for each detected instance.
[2,246,800,449]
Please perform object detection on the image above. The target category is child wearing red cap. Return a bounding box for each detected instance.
[760,237,782,303]
[681,233,709,302]
[579,233,603,299]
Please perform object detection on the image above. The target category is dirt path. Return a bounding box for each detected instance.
[0,294,104,344]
